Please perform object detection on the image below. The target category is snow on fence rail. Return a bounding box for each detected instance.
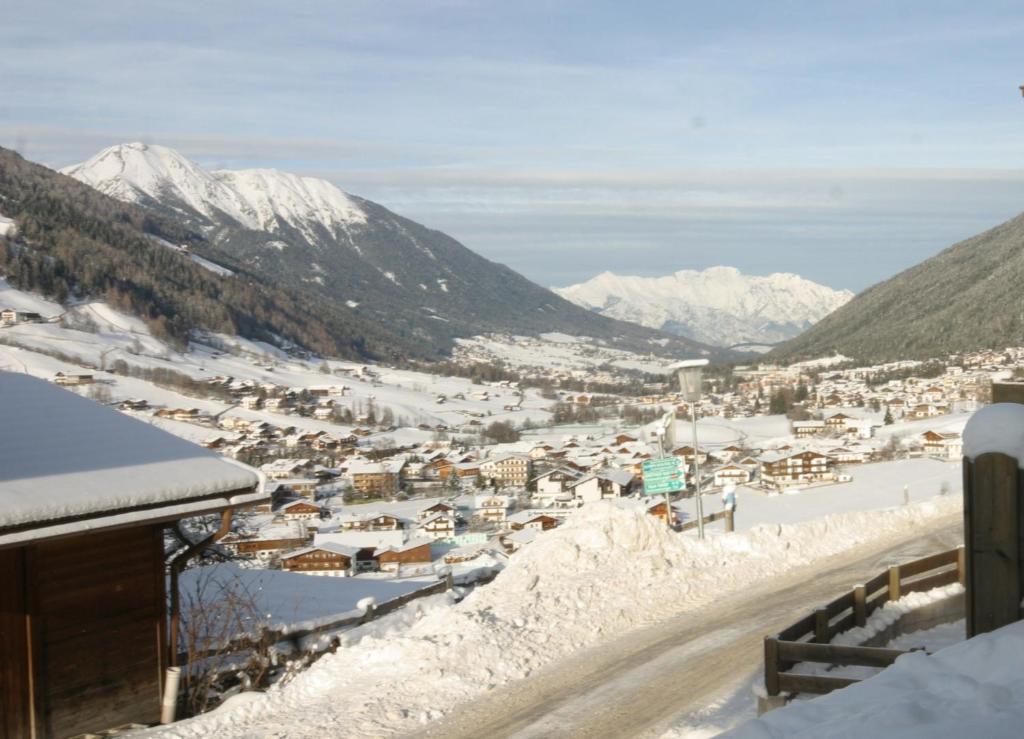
[764,545,965,701]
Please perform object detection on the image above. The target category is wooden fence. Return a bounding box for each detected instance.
[764,545,965,699]
[679,508,734,533]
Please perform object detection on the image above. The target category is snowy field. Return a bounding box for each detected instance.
[674,458,962,534]
[146,497,960,738]
[0,280,556,445]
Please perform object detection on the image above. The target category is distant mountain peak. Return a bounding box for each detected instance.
[554,267,853,348]
[61,143,366,237]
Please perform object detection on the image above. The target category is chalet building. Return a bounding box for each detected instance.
[418,501,456,520]
[350,459,406,496]
[0,371,264,739]
[507,511,558,531]
[277,499,323,521]
[479,453,531,487]
[922,430,964,460]
[825,413,852,430]
[531,467,584,507]
[645,499,680,525]
[670,445,710,466]
[224,532,311,562]
[275,477,320,499]
[475,494,512,523]
[792,420,827,438]
[53,371,94,386]
[417,513,457,540]
[569,469,636,504]
[713,464,752,488]
[0,309,44,325]
[280,543,360,576]
[759,450,836,490]
[376,539,433,573]
[336,512,405,532]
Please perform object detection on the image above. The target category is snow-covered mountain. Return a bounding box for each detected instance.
[60,143,721,359]
[554,267,853,348]
[61,143,367,239]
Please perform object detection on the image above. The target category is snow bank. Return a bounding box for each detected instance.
[963,403,1024,464]
[726,618,1024,738]
[0,213,15,237]
[151,496,960,738]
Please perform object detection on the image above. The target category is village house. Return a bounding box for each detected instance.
[792,420,827,438]
[280,542,361,576]
[336,511,406,532]
[530,467,585,507]
[921,430,964,460]
[713,463,753,488]
[475,494,512,523]
[0,371,264,738]
[507,511,559,531]
[376,539,433,573]
[479,453,531,487]
[569,469,637,504]
[417,512,457,540]
[645,499,680,525]
[759,450,836,490]
[350,458,406,496]
[277,499,323,521]
[1,308,44,325]
[53,371,94,386]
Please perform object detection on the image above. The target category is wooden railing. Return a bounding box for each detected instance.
[764,545,965,699]
[679,508,734,533]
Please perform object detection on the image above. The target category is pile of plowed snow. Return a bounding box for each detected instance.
[151,496,960,739]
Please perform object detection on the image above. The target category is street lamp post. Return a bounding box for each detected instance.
[672,359,709,539]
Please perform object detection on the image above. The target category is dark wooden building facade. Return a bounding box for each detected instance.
[0,371,263,738]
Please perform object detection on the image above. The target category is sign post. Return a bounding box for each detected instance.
[643,456,685,526]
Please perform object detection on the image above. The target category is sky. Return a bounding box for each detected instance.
[2,0,1024,292]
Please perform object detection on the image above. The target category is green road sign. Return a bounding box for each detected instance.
[642,457,685,495]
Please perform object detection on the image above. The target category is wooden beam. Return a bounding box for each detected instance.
[778,673,859,696]
[764,637,780,697]
[777,641,905,668]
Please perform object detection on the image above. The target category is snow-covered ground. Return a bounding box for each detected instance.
[724,617,1023,738]
[147,496,960,738]
[0,279,554,444]
[675,458,961,533]
[179,563,438,636]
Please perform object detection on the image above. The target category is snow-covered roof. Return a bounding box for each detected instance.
[0,371,263,546]
[280,542,360,560]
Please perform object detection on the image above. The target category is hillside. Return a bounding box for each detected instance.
[61,143,723,360]
[0,146,417,360]
[555,266,852,348]
[770,212,1024,363]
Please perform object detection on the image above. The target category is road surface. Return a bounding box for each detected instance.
[413,514,963,739]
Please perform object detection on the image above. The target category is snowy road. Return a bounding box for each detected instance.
[414,515,963,739]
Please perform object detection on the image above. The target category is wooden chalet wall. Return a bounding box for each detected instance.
[1,525,166,739]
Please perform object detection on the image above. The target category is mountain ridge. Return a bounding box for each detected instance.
[555,266,852,348]
[56,143,729,361]
[769,210,1024,363]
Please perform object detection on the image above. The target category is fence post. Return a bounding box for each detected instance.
[764,637,780,696]
[853,584,867,627]
[814,608,829,643]
[957,545,966,586]
[726,509,735,533]
[888,565,901,601]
